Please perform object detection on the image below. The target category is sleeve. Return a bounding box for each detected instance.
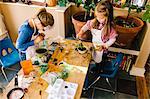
[104,38,116,48]
[109,27,118,39]
[104,27,118,48]
[81,20,92,32]
[16,27,34,51]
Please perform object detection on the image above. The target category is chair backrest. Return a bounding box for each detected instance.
[100,53,123,78]
[0,37,15,56]
[0,37,20,67]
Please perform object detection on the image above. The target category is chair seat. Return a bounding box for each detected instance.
[0,51,20,68]
[99,66,119,78]
[99,53,123,78]
[100,53,123,71]
[100,61,117,71]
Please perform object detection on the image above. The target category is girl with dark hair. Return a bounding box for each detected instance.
[16,8,54,60]
[77,0,117,63]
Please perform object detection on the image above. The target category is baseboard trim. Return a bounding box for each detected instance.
[130,66,145,77]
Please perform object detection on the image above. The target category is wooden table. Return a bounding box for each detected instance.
[1,40,93,99]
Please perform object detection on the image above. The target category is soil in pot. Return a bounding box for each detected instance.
[75,43,88,54]
[78,47,86,51]
[73,11,94,22]
[114,16,144,47]
[115,17,138,28]
[36,48,47,54]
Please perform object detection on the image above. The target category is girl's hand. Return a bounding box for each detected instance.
[95,45,108,51]
[102,44,108,50]
[34,33,45,44]
[94,45,103,51]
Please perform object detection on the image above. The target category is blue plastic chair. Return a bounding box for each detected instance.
[0,37,20,82]
[85,53,123,96]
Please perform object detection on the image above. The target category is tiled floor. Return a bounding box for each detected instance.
[93,90,137,99]
[80,72,138,99]
[0,63,21,93]
[81,89,138,99]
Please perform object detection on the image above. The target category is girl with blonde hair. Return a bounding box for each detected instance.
[78,0,117,64]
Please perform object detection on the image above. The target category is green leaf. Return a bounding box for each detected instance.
[60,70,69,79]
[142,10,150,22]
[136,8,142,13]
[75,0,82,7]
[130,5,138,9]
[75,0,82,4]
[115,0,119,2]
[128,7,131,14]
[146,5,150,10]
[121,4,127,8]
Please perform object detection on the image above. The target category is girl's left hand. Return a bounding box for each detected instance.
[34,33,45,44]
[94,45,103,51]
[102,45,108,50]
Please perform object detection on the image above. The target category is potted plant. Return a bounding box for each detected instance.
[142,4,150,22]
[114,1,145,47]
[58,0,68,7]
[72,0,98,41]
[75,42,87,54]
[112,0,126,8]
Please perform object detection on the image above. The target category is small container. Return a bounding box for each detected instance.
[36,48,48,58]
[20,60,34,75]
[46,0,57,7]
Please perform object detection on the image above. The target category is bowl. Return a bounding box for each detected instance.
[77,47,88,54]
[35,48,48,58]
[7,87,24,99]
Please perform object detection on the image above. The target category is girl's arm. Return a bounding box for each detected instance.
[77,20,91,39]
[16,30,34,51]
[103,28,118,49]
[77,29,84,39]
[104,38,116,49]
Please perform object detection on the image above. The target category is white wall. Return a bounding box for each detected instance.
[0,2,70,42]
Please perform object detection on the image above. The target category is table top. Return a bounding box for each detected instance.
[1,39,93,99]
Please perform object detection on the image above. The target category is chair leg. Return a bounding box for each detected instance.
[91,87,95,99]
[114,77,117,92]
[94,78,115,94]
[106,78,115,94]
[7,68,18,72]
[1,67,9,82]
[87,76,101,89]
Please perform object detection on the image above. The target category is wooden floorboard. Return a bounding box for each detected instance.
[136,76,149,99]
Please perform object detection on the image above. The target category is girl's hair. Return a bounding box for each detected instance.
[35,8,54,27]
[93,0,114,36]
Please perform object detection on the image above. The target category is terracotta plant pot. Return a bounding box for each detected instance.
[115,16,144,47]
[72,11,94,42]
[46,0,57,7]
